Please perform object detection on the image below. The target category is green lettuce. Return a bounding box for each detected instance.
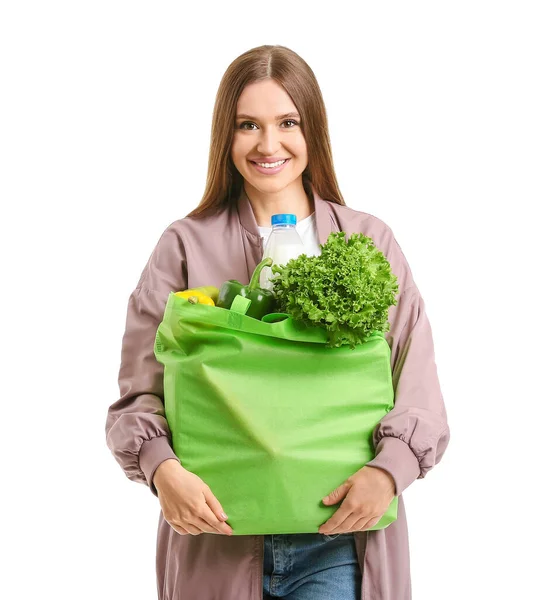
[269,231,399,349]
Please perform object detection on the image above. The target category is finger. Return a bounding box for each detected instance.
[352,515,377,532]
[322,512,361,536]
[350,517,369,533]
[169,522,196,535]
[199,501,234,535]
[193,514,233,536]
[202,488,229,523]
[334,514,361,534]
[170,525,188,535]
[360,516,381,531]
[319,508,353,535]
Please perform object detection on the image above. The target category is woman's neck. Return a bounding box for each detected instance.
[244,180,314,228]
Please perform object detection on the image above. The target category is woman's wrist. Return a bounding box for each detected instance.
[153,458,182,489]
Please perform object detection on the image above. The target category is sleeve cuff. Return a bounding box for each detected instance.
[365,436,421,496]
[139,436,180,497]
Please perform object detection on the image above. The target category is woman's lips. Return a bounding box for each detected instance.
[249,158,290,175]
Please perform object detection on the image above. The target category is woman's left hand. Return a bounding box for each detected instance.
[318,466,396,535]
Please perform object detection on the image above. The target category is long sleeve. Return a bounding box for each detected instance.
[105,223,188,496]
[365,240,450,496]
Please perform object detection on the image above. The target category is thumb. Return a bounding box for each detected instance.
[203,487,229,521]
[322,482,349,505]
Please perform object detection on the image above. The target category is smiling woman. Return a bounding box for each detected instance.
[232,82,306,189]
[230,78,311,223]
[106,43,449,600]
[183,45,346,228]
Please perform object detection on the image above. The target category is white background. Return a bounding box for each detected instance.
[1,1,541,598]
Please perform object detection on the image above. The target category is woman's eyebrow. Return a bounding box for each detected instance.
[235,112,300,120]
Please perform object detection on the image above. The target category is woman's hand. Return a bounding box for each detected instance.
[318,465,396,535]
[153,459,233,536]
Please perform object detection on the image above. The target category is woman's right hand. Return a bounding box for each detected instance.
[153,459,233,536]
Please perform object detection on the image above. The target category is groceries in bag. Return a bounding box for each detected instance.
[215,257,277,320]
[259,213,306,292]
[154,291,398,535]
[270,231,399,348]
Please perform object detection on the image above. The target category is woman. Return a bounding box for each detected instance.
[106,44,450,600]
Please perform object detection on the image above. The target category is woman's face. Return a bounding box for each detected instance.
[231,79,308,194]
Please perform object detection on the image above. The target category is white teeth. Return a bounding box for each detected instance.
[254,159,287,168]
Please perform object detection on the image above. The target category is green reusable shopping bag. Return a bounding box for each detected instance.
[154,292,398,535]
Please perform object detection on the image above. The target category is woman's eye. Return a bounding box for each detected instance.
[237,119,299,130]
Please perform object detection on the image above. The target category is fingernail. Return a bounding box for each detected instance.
[221,512,228,520]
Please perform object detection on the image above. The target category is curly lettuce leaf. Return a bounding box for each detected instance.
[269,231,399,349]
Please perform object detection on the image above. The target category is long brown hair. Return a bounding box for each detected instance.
[185,44,346,219]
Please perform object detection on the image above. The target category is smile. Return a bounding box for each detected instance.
[249,158,290,174]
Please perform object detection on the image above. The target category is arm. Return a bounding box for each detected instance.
[365,235,450,496]
[105,223,188,497]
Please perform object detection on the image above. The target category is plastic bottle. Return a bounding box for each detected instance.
[259,214,306,292]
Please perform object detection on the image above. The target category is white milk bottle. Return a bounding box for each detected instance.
[259,214,306,292]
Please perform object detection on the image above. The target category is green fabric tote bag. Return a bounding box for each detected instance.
[154,292,398,535]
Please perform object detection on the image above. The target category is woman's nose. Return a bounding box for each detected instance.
[257,127,281,155]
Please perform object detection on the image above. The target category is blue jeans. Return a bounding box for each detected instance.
[262,533,362,599]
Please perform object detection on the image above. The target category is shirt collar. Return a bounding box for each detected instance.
[236,182,336,247]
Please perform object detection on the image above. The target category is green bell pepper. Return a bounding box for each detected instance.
[216,257,276,320]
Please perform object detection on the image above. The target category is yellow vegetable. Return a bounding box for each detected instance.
[174,286,219,303]
[175,290,215,306]
[193,286,220,303]
[188,295,214,306]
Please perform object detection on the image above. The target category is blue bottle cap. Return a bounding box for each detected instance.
[271,214,297,226]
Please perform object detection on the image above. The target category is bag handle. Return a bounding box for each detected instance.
[230,294,252,315]
[261,312,291,323]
